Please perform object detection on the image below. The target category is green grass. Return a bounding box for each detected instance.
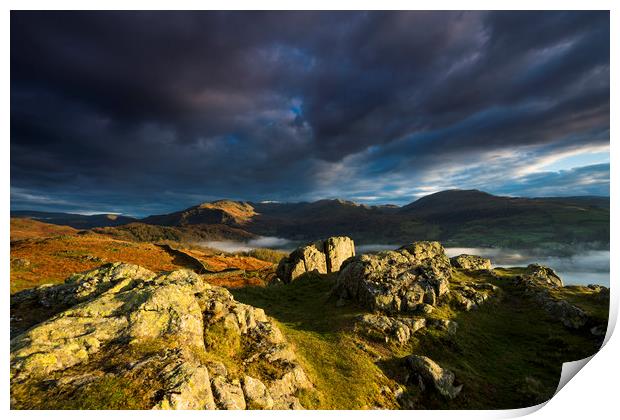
[387,270,603,409]
[233,269,605,409]
[551,286,609,324]
[233,273,396,409]
[45,376,148,410]
[11,340,174,409]
[12,266,606,410]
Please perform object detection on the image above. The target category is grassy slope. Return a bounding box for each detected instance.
[443,208,609,248]
[233,273,396,409]
[10,218,78,241]
[233,269,605,409]
[9,218,607,409]
[10,228,276,293]
[10,235,184,293]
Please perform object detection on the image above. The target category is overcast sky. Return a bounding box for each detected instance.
[11,11,609,216]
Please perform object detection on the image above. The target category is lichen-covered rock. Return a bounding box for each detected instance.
[242,376,274,409]
[154,358,216,409]
[520,264,563,288]
[325,236,356,272]
[514,266,591,330]
[11,266,207,381]
[450,254,492,271]
[406,355,462,399]
[335,241,452,313]
[212,377,247,410]
[356,314,426,344]
[542,299,588,329]
[449,282,499,311]
[428,319,458,335]
[268,366,312,408]
[276,236,355,283]
[10,263,312,410]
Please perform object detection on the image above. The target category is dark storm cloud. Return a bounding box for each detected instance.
[10,11,610,215]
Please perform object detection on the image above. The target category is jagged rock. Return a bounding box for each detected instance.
[514,266,591,330]
[420,303,434,314]
[406,355,462,399]
[520,264,563,288]
[542,299,588,329]
[242,376,274,409]
[450,254,492,271]
[10,263,312,410]
[154,358,216,409]
[268,367,311,409]
[356,314,426,344]
[450,281,498,311]
[325,236,356,272]
[276,236,355,283]
[428,319,458,335]
[212,377,247,410]
[336,242,451,313]
[11,262,156,312]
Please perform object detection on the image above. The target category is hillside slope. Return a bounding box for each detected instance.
[13,190,610,249]
[11,211,137,229]
[10,240,608,409]
[139,190,608,248]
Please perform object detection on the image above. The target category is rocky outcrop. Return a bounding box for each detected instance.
[355,314,426,345]
[325,236,356,272]
[427,319,458,335]
[449,281,499,311]
[10,263,312,410]
[514,264,588,329]
[406,355,462,399]
[335,241,451,313]
[276,236,355,283]
[520,264,563,288]
[450,254,492,271]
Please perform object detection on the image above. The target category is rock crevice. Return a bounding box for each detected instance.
[276,236,355,283]
[10,263,312,410]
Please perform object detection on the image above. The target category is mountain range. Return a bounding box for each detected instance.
[11,190,610,249]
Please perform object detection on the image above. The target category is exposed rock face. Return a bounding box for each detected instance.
[427,319,458,335]
[406,355,462,399]
[450,254,492,271]
[325,236,356,272]
[514,265,588,330]
[542,299,589,329]
[356,314,426,345]
[276,236,355,283]
[243,375,274,409]
[450,281,499,311]
[10,263,311,410]
[521,264,563,287]
[335,241,452,313]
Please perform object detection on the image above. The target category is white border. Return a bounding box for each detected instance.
[2,2,616,419]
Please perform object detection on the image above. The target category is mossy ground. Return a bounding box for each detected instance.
[233,273,396,409]
[233,269,606,409]
[10,339,177,409]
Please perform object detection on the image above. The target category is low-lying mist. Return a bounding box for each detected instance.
[199,238,610,287]
[199,236,293,253]
[445,247,610,287]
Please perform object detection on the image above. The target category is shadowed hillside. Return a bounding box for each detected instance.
[12,190,610,250]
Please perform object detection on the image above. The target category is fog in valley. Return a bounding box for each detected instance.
[200,238,610,287]
[201,236,293,253]
[445,247,610,287]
